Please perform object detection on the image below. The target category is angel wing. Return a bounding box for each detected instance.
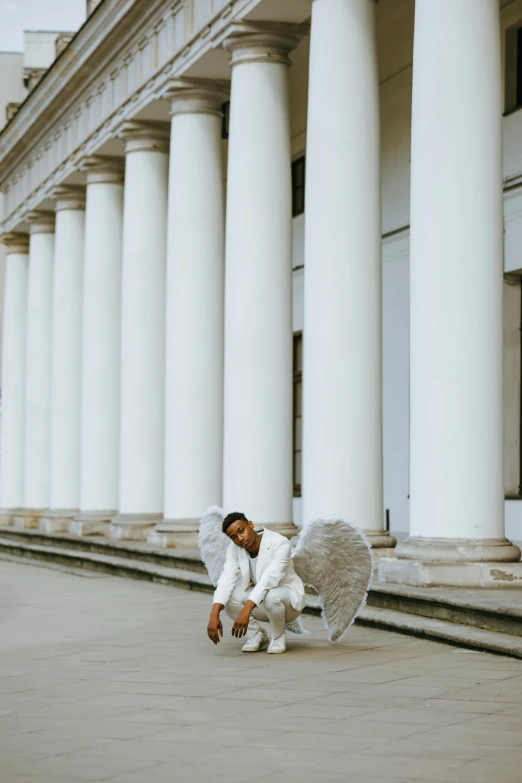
[198,506,228,586]
[292,518,373,642]
[198,508,309,636]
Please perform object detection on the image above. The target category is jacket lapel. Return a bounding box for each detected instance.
[237,527,272,588]
[254,528,271,580]
[238,547,250,588]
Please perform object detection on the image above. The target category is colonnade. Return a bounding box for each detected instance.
[0,22,323,548]
[0,0,519,585]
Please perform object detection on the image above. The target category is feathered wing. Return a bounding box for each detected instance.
[198,507,309,636]
[284,616,309,636]
[292,518,373,642]
[198,506,228,586]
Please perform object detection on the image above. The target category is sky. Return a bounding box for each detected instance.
[0,0,86,53]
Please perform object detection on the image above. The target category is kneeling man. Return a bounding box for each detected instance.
[207,512,305,654]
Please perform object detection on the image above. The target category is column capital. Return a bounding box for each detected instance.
[51,185,86,212]
[26,211,55,235]
[223,21,309,67]
[163,79,230,118]
[80,155,125,185]
[1,231,29,254]
[117,120,170,154]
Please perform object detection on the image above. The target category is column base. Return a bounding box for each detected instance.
[69,510,115,537]
[363,529,397,560]
[39,509,78,534]
[379,535,522,588]
[396,535,521,562]
[110,512,162,541]
[147,518,200,549]
[262,521,300,540]
[0,508,18,526]
[12,508,45,529]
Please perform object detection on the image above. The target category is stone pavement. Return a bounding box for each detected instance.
[1,561,522,783]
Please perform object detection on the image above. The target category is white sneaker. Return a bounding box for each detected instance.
[241,629,270,653]
[267,633,287,654]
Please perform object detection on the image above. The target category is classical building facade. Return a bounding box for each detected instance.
[1,0,522,587]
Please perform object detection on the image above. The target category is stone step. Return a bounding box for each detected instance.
[2,531,522,659]
[0,527,205,573]
[0,537,211,591]
[367,582,522,636]
[359,606,522,659]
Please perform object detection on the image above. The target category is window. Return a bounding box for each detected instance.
[292,156,305,217]
[293,333,303,496]
[221,101,230,140]
[517,27,522,109]
[505,25,522,113]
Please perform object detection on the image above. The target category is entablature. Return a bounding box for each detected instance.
[0,0,271,231]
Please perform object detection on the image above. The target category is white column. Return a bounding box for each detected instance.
[110,122,169,541]
[0,233,29,523]
[71,157,124,537]
[148,82,228,549]
[302,0,394,549]
[221,25,305,537]
[379,0,522,587]
[14,212,55,529]
[40,187,85,533]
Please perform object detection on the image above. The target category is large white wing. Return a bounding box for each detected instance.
[198,508,308,636]
[292,518,373,642]
[198,506,228,586]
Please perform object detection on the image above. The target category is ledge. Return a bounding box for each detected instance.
[3,526,522,658]
[0,0,257,231]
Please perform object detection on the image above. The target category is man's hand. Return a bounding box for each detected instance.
[207,606,224,645]
[231,600,256,638]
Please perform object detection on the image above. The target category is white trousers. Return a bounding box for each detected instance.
[225,584,301,639]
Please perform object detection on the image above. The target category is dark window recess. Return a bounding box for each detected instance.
[292,156,305,217]
[517,27,522,109]
[221,101,230,140]
[519,281,522,496]
[505,25,522,113]
[293,333,303,497]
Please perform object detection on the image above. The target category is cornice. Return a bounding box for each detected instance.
[0,0,261,232]
[1,232,30,254]
[0,0,144,168]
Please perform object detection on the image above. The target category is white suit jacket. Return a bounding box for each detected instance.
[213,528,306,612]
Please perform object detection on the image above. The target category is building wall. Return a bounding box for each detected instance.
[504,279,521,497]
[382,232,410,535]
[23,31,63,71]
[0,52,25,130]
[289,37,308,158]
[286,0,522,536]
[0,0,520,536]
[381,78,411,235]
[0,52,27,410]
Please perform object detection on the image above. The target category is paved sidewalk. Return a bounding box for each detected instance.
[1,560,522,783]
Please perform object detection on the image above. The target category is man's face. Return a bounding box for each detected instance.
[226,519,257,552]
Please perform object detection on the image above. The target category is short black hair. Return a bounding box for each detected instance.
[222,512,248,534]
